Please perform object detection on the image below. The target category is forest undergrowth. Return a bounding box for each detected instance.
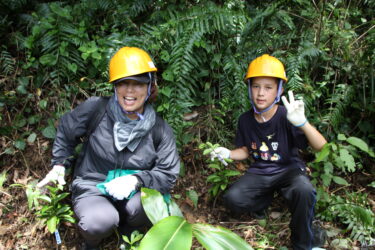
[1,0,374,249]
[1,107,374,249]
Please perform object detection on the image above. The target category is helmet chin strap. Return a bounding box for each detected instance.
[247,79,284,120]
[114,72,153,120]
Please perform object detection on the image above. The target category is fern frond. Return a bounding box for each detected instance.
[322,85,356,131]
[128,0,153,17]
[0,48,15,75]
[286,55,304,92]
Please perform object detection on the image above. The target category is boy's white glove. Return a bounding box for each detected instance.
[104,175,139,200]
[210,147,231,162]
[37,165,66,187]
[281,91,307,127]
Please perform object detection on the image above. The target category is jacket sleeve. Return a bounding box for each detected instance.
[51,97,101,168]
[134,121,180,194]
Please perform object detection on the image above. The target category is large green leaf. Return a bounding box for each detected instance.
[332,176,349,186]
[192,223,253,250]
[314,143,331,162]
[141,188,169,225]
[346,137,369,153]
[139,216,192,250]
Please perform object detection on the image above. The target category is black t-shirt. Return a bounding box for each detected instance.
[235,105,308,175]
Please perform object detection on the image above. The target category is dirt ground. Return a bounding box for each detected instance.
[0,135,374,250]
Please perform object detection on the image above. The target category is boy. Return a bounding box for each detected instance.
[210,54,327,250]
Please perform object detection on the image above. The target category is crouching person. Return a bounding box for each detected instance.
[211,54,327,250]
[38,47,180,249]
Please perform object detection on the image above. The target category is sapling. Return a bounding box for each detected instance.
[11,180,75,244]
[36,183,75,234]
[199,142,240,198]
[120,230,144,250]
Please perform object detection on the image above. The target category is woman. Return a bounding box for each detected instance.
[38,47,180,249]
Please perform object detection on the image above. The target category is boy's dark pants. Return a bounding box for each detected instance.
[224,168,316,250]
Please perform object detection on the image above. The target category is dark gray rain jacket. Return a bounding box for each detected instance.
[51,97,180,201]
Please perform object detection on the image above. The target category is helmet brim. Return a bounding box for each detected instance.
[112,73,150,85]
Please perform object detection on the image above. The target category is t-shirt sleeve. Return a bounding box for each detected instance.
[290,124,308,150]
[235,114,247,148]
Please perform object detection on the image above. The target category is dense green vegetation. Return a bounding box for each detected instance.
[1,0,374,248]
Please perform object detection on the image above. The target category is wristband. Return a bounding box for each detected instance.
[295,120,307,127]
[134,176,143,190]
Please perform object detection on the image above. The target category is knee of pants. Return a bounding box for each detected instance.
[124,204,150,227]
[78,209,119,237]
[291,183,316,202]
[121,192,150,228]
[223,186,244,209]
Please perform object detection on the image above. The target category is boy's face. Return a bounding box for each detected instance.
[251,77,281,111]
[115,79,148,119]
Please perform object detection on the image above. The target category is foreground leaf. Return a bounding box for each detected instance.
[192,223,253,250]
[169,200,184,217]
[141,188,169,224]
[315,143,330,162]
[139,216,192,250]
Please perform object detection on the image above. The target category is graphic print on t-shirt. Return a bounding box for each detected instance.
[235,107,309,174]
[266,133,275,140]
[271,142,278,150]
[259,142,270,160]
[270,153,281,161]
[253,141,281,162]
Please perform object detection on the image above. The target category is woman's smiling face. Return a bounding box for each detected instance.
[115,79,148,119]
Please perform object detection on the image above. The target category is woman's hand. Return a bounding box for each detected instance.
[37,165,66,187]
[104,175,139,200]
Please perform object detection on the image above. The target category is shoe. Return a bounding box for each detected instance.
[251,210,266,220]
[81,242,100,250]
[312,221,327,248]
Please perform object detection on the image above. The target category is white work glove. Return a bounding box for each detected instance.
[210,147,231,166]
[281,91,307,127]
[104,175,139,200]
[37,165,66,187]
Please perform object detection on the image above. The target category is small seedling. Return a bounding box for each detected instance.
[120,230,144,250]
[199,142,240,198]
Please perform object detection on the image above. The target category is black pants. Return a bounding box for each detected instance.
[223,168,316,250]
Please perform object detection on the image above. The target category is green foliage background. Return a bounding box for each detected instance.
[1,0,374,145]
[1,0,374,246]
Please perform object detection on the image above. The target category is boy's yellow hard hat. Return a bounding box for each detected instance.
[109,47,157,83]
[244,54,287,82]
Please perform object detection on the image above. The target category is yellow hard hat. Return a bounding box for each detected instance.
[109,47,157,83]
[244,54,287,82]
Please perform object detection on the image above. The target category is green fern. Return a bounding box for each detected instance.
[323,85,356,132]
[286,55,304,92]
[0,48,15,75]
